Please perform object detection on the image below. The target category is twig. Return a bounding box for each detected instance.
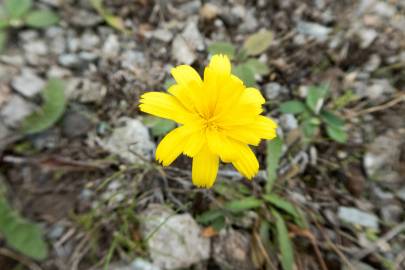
[0,248,43,270]
[354,221,405,259]
[349,93,405,117]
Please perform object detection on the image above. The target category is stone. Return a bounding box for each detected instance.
[380,204,402,224]
[363,131,403,185]
[46,27,66,54]
[152,29,173,43]
[297,21,332,41]
[59,54,82,68]
[11,69,45,97]
[140,204,210,269]
[200,3,220,20]
[62,111,93,138]
[213,228,255,270]
[102,118,155,164]
[396,187,405,202]
[338,207,379,230]
[70,9,103,27]
[171,35,196,64]
[80,31,101,51]
[0,95,34,127]
[358,28,378,48]
[238,9,259,33]
[121,50,146,70]
[279,114,298,131]
[181,21,205,51]
[264,82,287,100]
[66,78,107,103]
[102,34,120,57]
[366,79,395,101]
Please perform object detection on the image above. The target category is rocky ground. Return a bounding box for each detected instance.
[0,0,404,270]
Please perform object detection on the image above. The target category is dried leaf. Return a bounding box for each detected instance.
[243,29,273,56]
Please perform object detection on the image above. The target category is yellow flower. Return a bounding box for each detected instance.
[139,55,277,188]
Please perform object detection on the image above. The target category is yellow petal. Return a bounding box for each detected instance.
[171,65,202,85]
[139,92,194,124]
[156,125,192,166]
[183,129,206,157]
[242,87,265,105]
[192,145,219,188]
[209,54,231,75]
[232,144,259,179]
[206,129,238,162]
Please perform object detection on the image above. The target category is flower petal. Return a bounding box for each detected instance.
[183,129,206,157]
[192,145,219,188]
[139,92,195,124]
[171,65,202,85]
[156,125,192,166]
[232,144,259,179]
[209,54,231,75]
[206,129,238,162]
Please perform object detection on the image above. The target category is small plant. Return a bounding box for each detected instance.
[0,0,59,51]
[208,29,273,86]
[21,78,66,134]
[196,181,306,270]
[280,85,348,143]
[90,0,129,34]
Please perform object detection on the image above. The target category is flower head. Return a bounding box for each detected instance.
[139,55,277,188]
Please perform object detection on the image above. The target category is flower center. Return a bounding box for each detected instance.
[202,117,219,131]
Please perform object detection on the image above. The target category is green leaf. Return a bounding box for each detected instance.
[263,194,299,221]
[21,78,66,134]
[273,210,294,270]
[207,41,236,58]
[245,58,269,76]
[279,100,307,114]
[243,29,273,56]
[320,110,345,128]
[5,0,32,18]
[306,85,328,114]
[25,10,59,28]
[233,64,255,87]
[0,199,48,260]
[326,125,348,143]
[0,31,6,52]
[224,197,262,213]
[301,119,319,138]
[196,209,224,224]
[90,0,128,33]
[142,116,176,137]
[266,137,283,193]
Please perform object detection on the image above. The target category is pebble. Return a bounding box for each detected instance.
[102,34,120,57]
[11,69,45,97]
[181,21,205,51]
[338,207,379,230]
[121,50,146,70]
[263,82,287,99]
[62,111,93,138]
[358,28,378,48]
[171,35,196,64]
[279,114,298,131]
[200,3,220,20]
[102,118,155,164]
[59,54,82,68]
[80,31,101,51]
[70,9,103,27]
[152,29,173,43]
[140,204,210,269]
[0,95,34,127]
[213,229,255,270]
[396,187,405,202]
[297,21,332,41]
[380,204,402,224]
[65,78,107,103]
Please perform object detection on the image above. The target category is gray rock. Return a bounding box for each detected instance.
[140,204,210,269]
[152,29,173,43]
[46,27,66,54]
[363,131,403,184]
[121,50,146,70]
[396,187,405,202]
[65,78,107,103]
[279,114,298,131]
[358,28,378,48]
[108,259,160,270]
[11,69,45,97]
[102,118,155,164]
[213,229,255,270]
[62,111,93,138]
[23,39,48,55]
[80,31,101,51]
[263,82,287,99]
[0,53,25,66]
[102,34,120,57]
[0,95,34,127]
[366,79,395,101]
[178,0,201,15]
[338,207,379,230]
[171,35,196,64]
[59,54,82,68]
[239,9,259,33]
[297,21,332,41]
[373,1,396,17]
[380,204,402,224]
[181,21,205,51]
